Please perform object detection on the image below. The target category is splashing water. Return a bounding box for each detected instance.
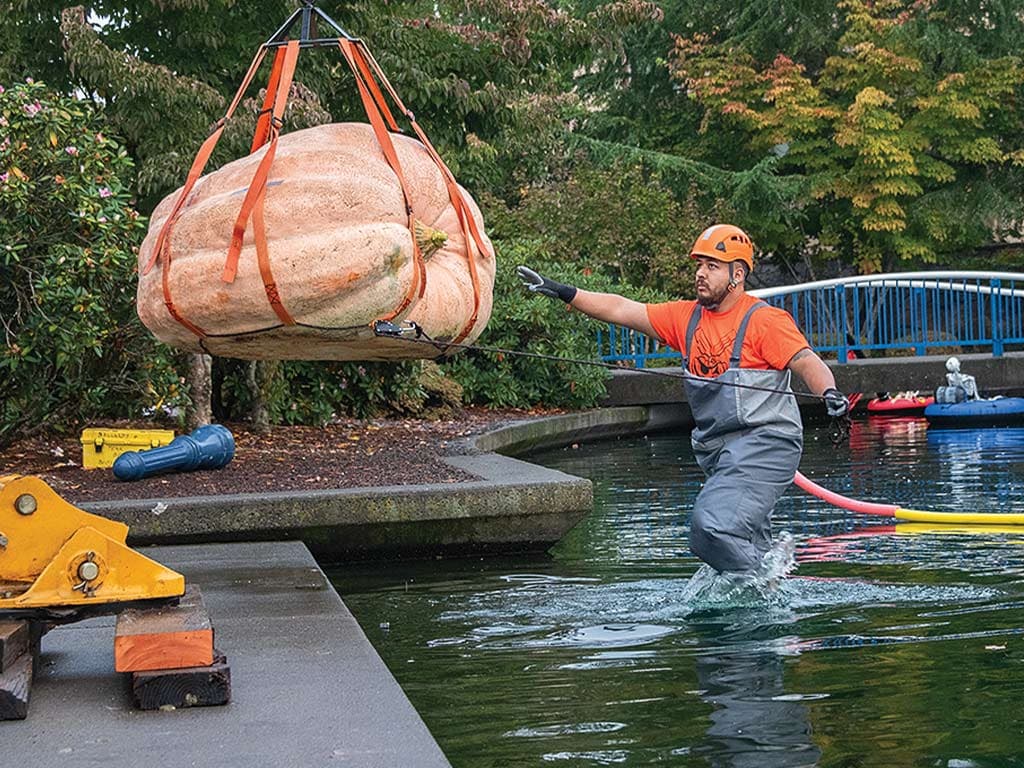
[680,532,798,610]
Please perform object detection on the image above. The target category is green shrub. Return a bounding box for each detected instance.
[0,80,182,446]
[440,239,672,408]
[213,359,430,425]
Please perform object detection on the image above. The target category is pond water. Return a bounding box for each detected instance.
[329,417,1024,767]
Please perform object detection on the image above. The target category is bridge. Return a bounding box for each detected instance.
[597,271,1024,406]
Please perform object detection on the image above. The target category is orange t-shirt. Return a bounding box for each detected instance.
[646,293,811,378]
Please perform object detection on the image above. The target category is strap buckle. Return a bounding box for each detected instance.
[372,320,423,338]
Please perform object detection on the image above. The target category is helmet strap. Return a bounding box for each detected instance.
[728,262,738,290]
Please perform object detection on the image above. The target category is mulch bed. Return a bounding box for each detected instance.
[0,407,559,504]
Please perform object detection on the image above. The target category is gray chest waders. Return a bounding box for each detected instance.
[681,302,803,573]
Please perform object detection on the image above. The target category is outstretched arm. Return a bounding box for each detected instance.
[569,289,658,337]
[517,266,658,338]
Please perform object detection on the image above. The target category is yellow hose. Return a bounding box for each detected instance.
[894,522,1024,537]
[895,508,1024,525]
[796,471,1024,526]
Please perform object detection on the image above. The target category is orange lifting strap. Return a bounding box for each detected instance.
[146,3,488,346]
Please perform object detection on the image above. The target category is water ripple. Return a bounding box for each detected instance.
[505,722,628,738]
[333,424,1024,768]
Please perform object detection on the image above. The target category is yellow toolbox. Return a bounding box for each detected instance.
[80,428,176,470]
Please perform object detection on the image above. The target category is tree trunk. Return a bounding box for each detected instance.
[210,358,227,422]
[247,360,279,435]
[185,353,213,431]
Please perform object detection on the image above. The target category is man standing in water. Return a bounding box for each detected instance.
[518,224,849,575]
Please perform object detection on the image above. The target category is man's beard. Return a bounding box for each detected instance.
[696,282,730,309]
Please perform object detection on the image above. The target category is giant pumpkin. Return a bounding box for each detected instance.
[137,122,495,360]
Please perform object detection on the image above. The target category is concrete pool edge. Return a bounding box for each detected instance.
[81,406,691,560]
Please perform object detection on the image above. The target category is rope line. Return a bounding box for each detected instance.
[372,322,829,402]
[188,317,831,402]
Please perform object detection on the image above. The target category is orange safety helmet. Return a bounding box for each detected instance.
[690,224,755,273]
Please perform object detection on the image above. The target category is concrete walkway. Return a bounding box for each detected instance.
[3,541,451,768]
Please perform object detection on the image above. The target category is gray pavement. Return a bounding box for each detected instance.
[2,540,451,768]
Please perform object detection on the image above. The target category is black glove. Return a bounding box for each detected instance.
[823,388,850,417]
[517,266,577,303]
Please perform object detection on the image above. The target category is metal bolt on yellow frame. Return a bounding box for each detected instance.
[0,475,184,610]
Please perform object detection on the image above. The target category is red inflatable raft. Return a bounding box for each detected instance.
[866,392,934,415]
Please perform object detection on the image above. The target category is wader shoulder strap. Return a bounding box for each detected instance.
[682,300,768,372]
[728,301,768,368]
[682,305,702,371]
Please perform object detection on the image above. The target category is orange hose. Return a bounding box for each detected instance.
[792,470,897,517]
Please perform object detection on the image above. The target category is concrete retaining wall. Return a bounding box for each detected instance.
[83,407,691,561]
[465,405,691,456]
[600,351,1024,407]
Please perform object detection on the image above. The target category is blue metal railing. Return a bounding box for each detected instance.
[598,271,1024,366]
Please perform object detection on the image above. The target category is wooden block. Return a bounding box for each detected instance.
[0,621,29,673]
[29,622,47,677]
[115,586,213,673]
[131,651,230,711]
[0,651,32,720]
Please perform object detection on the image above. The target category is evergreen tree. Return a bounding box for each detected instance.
[668,0,1024,271]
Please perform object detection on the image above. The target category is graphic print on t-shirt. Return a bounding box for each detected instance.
[646,295,814,375]
[690,325,734,377]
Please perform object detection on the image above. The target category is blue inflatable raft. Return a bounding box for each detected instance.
[924,397,1024,427]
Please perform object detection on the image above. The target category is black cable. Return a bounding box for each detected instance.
[195,317,852,442]
[375,322,829,402]
[189,316,839,402]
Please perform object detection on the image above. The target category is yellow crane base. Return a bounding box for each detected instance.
[0,475,185,611]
